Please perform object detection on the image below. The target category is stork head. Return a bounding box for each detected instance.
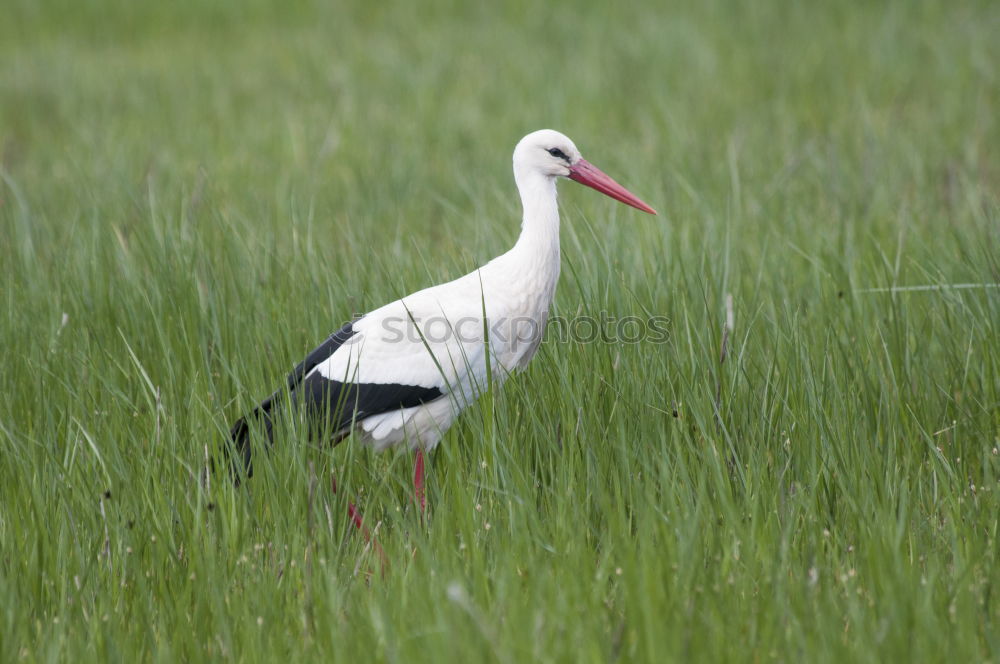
[513,129,656,215]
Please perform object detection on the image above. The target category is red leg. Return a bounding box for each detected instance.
[414,448,426,514]
[332,476,387,574]
[347,501,366,530]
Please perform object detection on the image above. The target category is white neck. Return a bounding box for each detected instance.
[510,169,561,266]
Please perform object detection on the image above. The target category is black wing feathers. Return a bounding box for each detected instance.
[284,322,358,391]
[226,322,356,480]
[226,321,444,482]
[294,373,443,432]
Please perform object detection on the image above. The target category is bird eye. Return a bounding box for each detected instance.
[547,148,569,161]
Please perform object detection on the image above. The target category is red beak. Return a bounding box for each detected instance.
[568,159,657,215]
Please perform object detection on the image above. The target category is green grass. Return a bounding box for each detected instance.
[2,0,999,660]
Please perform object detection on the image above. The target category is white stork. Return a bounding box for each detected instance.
[227,129,655,515]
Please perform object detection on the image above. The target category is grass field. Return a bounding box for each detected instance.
[2,0,999,661]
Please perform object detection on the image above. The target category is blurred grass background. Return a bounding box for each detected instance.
[1,0,999,661]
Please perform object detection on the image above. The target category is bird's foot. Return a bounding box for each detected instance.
[332,475,388,576]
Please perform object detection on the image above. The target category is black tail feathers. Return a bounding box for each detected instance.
[224,404,274,485]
